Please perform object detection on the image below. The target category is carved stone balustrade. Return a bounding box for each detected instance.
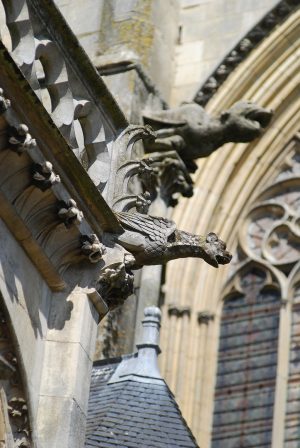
[0,0,128,198]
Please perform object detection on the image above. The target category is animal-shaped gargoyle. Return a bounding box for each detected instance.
[143,100,272,172]
[105,211,232,269]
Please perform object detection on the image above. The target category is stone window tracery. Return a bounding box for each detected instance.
[212,134,300,447]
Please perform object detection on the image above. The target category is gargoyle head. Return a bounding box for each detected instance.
[220,100,273,142]
[165,230,232,267]
[199,232,232,267]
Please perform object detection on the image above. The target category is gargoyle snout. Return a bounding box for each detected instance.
[205,232,232,267]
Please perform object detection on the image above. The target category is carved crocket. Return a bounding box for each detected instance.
[104,211,232,269]
[143,100,272,172]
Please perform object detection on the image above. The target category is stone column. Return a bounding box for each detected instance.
[36,288,99,448]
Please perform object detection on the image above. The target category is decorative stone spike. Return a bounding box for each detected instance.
[138,306,162,352]
[108,306,163,384]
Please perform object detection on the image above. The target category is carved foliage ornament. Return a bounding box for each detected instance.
[0,88,10,114]
[80,234,106,263]
[139,152,194,206]
[97,261,134,310]
[106,125,156,213]
[57,199,83,228]
[8,125,36,154]
[32,161,60,191]
[0,305,31,446]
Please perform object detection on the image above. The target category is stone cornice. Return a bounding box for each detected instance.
[0,42,122,235]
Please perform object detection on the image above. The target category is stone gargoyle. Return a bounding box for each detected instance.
[143,100,273,172]
[103,211,232,270]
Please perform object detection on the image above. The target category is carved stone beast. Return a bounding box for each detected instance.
[143,101,272,172]
[104,211,232,269]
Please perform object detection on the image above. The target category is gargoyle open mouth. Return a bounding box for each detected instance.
[205,233,232,268]
[245,108,273,128]
[216,252,232,265]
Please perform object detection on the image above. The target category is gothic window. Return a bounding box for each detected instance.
[212,134,300,447]
[212,267,281,447]
[285,285,300,446]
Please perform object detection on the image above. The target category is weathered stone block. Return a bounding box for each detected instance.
[36,396,86,448]
[39,339,93,413]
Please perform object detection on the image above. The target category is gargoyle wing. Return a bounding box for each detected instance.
[115,211,176,245]
[143,103,203,129]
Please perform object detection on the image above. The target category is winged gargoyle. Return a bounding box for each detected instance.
[104,211,232,269]
[143,100,273,172]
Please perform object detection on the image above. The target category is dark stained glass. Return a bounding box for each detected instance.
[211,268,281,448]
[284,289,300,447]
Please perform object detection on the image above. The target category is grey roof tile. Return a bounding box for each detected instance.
[85,362,199,448]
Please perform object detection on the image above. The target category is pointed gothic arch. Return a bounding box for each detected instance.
[160,8,300,447]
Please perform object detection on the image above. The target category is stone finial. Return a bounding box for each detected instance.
[108,306,163,384]
[137,306,161,354]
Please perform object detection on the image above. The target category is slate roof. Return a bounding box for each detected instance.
[85,358,199,448]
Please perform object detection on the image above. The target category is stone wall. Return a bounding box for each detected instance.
[54,0,105,61]
[55,0,280,106]
[55,0,180,103]
[0,218,98,447]
[171,0,280,105]
[0,219,51,444]
[95,0,180,102]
